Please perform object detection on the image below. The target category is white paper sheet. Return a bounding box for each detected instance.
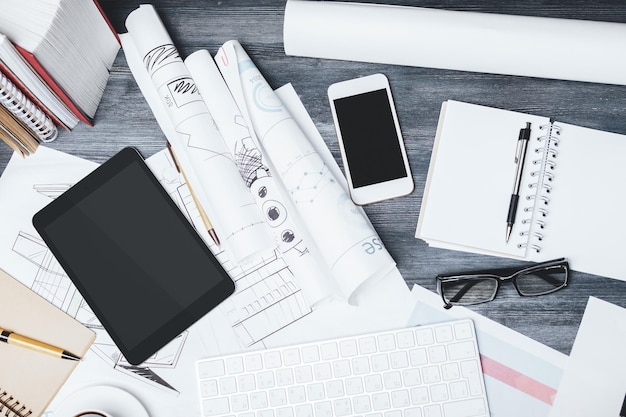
[215,40,396,302]
[550,297,626,417]
[408,284,567,417]
[124,5,275,264]
[284,0,626,85]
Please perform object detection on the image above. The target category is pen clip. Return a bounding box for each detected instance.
[514,122,532,163]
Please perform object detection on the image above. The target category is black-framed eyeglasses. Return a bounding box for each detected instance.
[436,258,569,309]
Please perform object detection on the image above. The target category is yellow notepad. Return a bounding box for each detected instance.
[0,268,95,417]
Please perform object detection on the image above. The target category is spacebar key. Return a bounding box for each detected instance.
[442,398,488,417]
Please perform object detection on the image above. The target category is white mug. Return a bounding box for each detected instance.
[73,411,113,417]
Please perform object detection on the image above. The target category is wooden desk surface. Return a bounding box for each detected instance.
[2,0,626,355]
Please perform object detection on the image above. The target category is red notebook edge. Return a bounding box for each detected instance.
[15,45,94,127]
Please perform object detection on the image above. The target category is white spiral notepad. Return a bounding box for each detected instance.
[416,100,626,281]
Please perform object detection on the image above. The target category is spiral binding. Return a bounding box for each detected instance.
[517,119,561,254]
[0,71,57,143]
[0,389,32,417]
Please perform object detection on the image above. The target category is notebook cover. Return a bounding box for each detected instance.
[0,269,95,417]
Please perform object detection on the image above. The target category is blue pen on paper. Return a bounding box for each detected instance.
[506,122,531,243]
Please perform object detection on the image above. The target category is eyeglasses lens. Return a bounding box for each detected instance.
[442,277,498,306]
[515,265,567,295]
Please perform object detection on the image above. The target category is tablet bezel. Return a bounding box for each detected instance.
[33,147,235,365]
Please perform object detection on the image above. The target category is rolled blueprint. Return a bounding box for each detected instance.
[125,5,275,263]
[284,0,626,85]
[185,50,335,306]
[215,40,396,301]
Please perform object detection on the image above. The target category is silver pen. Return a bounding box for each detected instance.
[506,122,532,242]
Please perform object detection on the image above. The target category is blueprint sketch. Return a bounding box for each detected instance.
[124,5,276,264]
[216,41,397,302]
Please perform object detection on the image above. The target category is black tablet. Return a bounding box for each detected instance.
[33,147,234,365]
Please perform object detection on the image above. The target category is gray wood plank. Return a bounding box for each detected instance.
[2,0,626,355]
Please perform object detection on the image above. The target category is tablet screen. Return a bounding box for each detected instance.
[33,147,234,364]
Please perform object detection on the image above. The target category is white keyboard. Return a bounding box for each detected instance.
[196,319,490,417]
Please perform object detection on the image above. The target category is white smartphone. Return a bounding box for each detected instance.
[328,73,414,205]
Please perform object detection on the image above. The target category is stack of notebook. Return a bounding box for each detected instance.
[0,0,120,156]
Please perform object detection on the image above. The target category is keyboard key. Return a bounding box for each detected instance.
[276,406,294,417]
[353,395,372,413]
[288,386,306,403]
[257,371,275,389]
[339,339,358,357]
[265,351,282,368]
[269,388,288,407]
[306,382,325,401]
[390,351,409,369]
[345,377,364,395]
[377,333,396,352]
[333,398,352,416]
[408,348,428,366]
[202,397,229,416]
[383,371,402,390]
[402,368,421,387]
[352,356,371,375]
[442,398,487,417]
[434,325,454,343]
[200,379,218,398]
[441,362,460,381]
[430,384,449,402]
[453,322,473,340]
[283,348,301,366]
[314,362,332,380]
[302,345,320,363]
[314,401,332,417]
[372,392,391,411]
[250,392,269,409]
[460,360,484,396]
[245,353,263,372]
[364,374,383,392]
[448,341,476,360]
[226,357,244,374]
[390,389,410,408]
[238,374,256,392]
[295,365,314,383]
[219,376,237,395]
[415,328,435,346]
[371,354,390,372]
[332,359,351,378]
[427,345,447,363]
[423,404,442,417]
[326,380,345,398]
[231,394,249,412]
[199,359,225,378]
[277,368,295,386]
[358,336,377,354]
[396,330,416,348]
[320,342,339,360]
[295,404,314,417]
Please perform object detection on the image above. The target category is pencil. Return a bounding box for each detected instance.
[166,142,221,246]
[0,327,80,361]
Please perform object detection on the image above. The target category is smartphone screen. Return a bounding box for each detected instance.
[332,88,408,188]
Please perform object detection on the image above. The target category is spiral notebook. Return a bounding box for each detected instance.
[0,70,57,142]
[0,268,95,417]
[416,100,626,281]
